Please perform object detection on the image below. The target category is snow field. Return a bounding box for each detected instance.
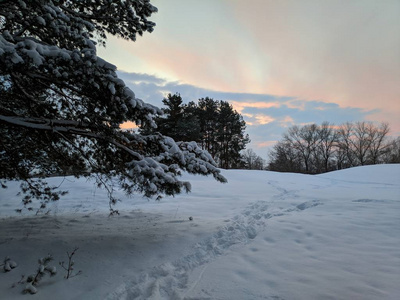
[0,165,399,299]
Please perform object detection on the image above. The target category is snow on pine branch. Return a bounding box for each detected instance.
[0,0,226,206]
[0,34,161,127]
[0,113,226,199]
[124,135,226,197]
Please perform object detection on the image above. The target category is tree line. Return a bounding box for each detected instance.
[143,94,399,174]
[141,93,251,169]
[268,121,400,174]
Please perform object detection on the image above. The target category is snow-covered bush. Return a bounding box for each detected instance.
[1,257,17,272]
[0,0,226,211]
[23,255,57,294]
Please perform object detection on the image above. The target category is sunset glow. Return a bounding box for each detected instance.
[99,0,400,157]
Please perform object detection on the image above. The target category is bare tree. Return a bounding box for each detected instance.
[381,137,400,163]
[268,121,396,174]
[316,122,338,172]
[284,124,320,173]
[268,141,302,173]
[367,122,390,164]
[353,122,374,165]
[337,122,357,167]
[337,121,390,166]
[242,149,266,170]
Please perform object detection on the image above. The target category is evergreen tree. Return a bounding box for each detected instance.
[181,100,201,142]
[159,93,185,139]
[197,97,220,158]
[153,93,200,142]
[193,98,249,169]
[150,96,250,169]
[0,0,226,210]
[216,100,249,169]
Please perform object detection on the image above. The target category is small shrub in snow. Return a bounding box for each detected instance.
[59,247,82,279]
[23,255,57,294]
[1,257,17,272]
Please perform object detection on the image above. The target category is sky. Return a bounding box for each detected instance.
[98,0,400,158]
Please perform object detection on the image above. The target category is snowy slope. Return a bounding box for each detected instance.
[0,165,399,299]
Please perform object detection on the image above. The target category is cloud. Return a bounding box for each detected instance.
[280,116,294,127]
[255,141,277,149]
[106,0,399,108]
[98,0,400,146]
[230,101,281,113]
[229,0,400,110]
[118,71,376,158]
[254,114,275,125]
[119,71,167,85]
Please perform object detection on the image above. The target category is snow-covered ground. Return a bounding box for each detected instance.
[0,164,399,299]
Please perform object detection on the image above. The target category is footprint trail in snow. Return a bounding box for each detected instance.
[106,198,322,300]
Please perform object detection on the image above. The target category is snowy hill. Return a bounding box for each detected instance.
[0,165,399,299]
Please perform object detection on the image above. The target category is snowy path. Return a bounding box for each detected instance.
[106,199,322,300]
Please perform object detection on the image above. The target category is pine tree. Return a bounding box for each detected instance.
[216,100,249,169]
[147,96,250,169]
[197,97,220,158]
[154,93,201,142]
[0,0,226,210]
[180,100,201,142]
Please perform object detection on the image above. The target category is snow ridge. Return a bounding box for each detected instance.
[106,199,322,300]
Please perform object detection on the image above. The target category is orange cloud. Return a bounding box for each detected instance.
[279,116,294,127]
[242,113,254,118]
[99,0,400,139]
[283,100,306,111]
[229,0,400,113]
[256,141,277,148]
[255,114,275,125]
[230,101,281,113]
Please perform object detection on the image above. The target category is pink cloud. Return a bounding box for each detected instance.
[255,114,275,125]
[279,116,294,127]
[230,101,281,113]
[100,0,400,135]
[228,0,400,118]
[255,141,277,149]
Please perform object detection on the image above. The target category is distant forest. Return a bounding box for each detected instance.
[268,122,400,174]
[147,94,400,174]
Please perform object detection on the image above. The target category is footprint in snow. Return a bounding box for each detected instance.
[106,199,322,300]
